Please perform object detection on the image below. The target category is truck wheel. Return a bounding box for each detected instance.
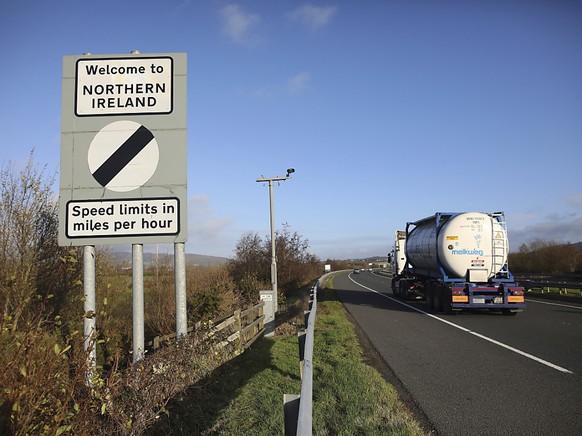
[434,285,443,312]
[441,287,454,315]
[391,278,398,296]
[399,281,407,300]
[425,283,434,309]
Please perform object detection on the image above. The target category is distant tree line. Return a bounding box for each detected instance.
[509,240,582,274]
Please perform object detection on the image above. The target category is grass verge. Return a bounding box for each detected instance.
[525,288,582,306]
[150,278,424,435]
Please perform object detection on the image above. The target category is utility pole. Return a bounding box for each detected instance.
[256,168,295,312]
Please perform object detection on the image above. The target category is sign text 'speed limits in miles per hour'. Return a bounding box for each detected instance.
[66,198,179,239]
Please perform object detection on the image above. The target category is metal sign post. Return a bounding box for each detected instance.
[174,242,187,339]
[83,246,96,383]
[132,244,145,362]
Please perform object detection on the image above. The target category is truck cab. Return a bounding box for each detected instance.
[390,230,423,299]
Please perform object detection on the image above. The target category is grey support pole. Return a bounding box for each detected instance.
[256,169,295,314]
[268,180,279,312]
[174,242,188,339]
[83,245,96,385]
[132,244,145,362]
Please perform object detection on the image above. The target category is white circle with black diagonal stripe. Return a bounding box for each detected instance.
[88,120,159,192]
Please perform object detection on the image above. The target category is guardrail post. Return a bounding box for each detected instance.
[284,394,300,435]
[298,330,306,380]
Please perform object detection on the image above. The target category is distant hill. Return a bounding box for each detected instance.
[110,251,229,267]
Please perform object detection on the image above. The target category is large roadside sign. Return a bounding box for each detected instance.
[58,52,187,246]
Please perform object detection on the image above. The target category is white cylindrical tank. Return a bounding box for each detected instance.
[405,212,508,279]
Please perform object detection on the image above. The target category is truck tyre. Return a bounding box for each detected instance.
[391,278,398,296]
[433,285,443,312]
[441,287,455,315]
[425,282,434,309]
[399,281,408,300]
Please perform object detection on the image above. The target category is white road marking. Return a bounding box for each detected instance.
[347,274,575,375]
[526,298,582,310]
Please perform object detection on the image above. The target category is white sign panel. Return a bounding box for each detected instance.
[75,57,173,116]
[87,120,159,192]
[66,198,179,239]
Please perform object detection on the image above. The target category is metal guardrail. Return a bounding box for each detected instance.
[284,282,318,436]
[519,279,582,299]
[519,279,582,292]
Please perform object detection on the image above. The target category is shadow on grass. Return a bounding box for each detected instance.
[147,337,277,435]
[317,286,338,303]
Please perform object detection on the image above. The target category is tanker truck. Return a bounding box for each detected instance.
[389,212,525,314]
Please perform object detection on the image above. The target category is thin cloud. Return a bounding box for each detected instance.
[240,72,312,98]
[287,72,311,94]
[188,195,233,247]
[219,4,261,45]
[287,4,337,31]
[510,215,582,248]
[564,192,582,208]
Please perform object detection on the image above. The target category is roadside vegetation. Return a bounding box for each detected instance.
[0,153,321,434]
[509,240,582,274]
[312,277,424,435]
[151,277,425,435]
[508,240,582,301]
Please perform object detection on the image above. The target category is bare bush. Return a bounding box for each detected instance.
[186,264,242,321]
[0,152,80,331]
[0,302,89,435]
[229,224,321,300]
[1,302,236,435]
[87,328,235,435]
[94,249,134,369]
[145,253,176,337]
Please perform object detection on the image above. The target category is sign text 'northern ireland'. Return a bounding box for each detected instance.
[75,57,173,116]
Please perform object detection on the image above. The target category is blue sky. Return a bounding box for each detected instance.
[1,0,581,259]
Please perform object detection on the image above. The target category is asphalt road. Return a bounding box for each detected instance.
[333,270,582,436]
